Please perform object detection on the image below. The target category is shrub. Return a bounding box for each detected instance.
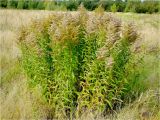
[111,3,118,13]
[18,6,144,119]
[44,1,55,10]
[0,0,7,8]
[7,0,12,8]
[83,0,98,11]
[17,0,24,9]
[28,0,34,9]
[6,0,17,9]
[124,0,159,13]
[37,1,45,10]
[116,1,126,12]
[66,0,78,11]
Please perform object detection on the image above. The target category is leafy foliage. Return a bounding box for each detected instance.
[18,6,146,119]
[1,0,159,14]
[17,0,24,9]
[111,4,118,12]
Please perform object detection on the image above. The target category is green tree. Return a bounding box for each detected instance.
[7,0,12,8]
[7,0,18,8]
[111,3,117,12]
[17,0,24,9]
[44,1,55,10]
[28,0,34,9]
[124,1,136,13]
[159,1,160,13]
[0,0,7,8]
[66,0,78,11]
[37,1,45,10]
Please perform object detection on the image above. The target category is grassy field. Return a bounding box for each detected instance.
[0,9,160,120]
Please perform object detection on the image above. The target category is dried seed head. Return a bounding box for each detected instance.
[96,46,108,60]
[122,23,138,43]
[106,57,114,68]
[107,19,122,48]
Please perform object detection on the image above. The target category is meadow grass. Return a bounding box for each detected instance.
[0,9,159,120]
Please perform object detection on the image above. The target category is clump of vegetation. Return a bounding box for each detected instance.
[111,3,118,13]
[18,6,147,119]
[1,0,159,14]
[17,0,24,9]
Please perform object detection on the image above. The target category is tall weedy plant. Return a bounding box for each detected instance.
[19,5,142,119]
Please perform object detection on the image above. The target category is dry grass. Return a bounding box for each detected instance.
[0,9,53,120]
[114,13,160,53]
[0,10,51,76]
[0,10,159,120]
[116,90,160,120]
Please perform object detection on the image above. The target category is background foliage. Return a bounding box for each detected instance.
[0,0,159,13]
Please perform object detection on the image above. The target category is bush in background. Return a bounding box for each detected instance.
[65,0,78,11]
[17,0,24,9]
[0,0,7,8]
[124,0,159,13]
[7,0,12,9]
[1,0,159,14]
[28,0,34,9]
[44,1,55,10]
[2,0,18,9]
[111,3,118,12]
[36,0,45,10]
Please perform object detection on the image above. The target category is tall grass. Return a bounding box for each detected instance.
[18,7,148,119]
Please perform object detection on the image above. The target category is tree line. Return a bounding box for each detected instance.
[0,0,159,13]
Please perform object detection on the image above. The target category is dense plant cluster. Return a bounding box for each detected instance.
[0,0,159,13]
[18,6,146,119]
